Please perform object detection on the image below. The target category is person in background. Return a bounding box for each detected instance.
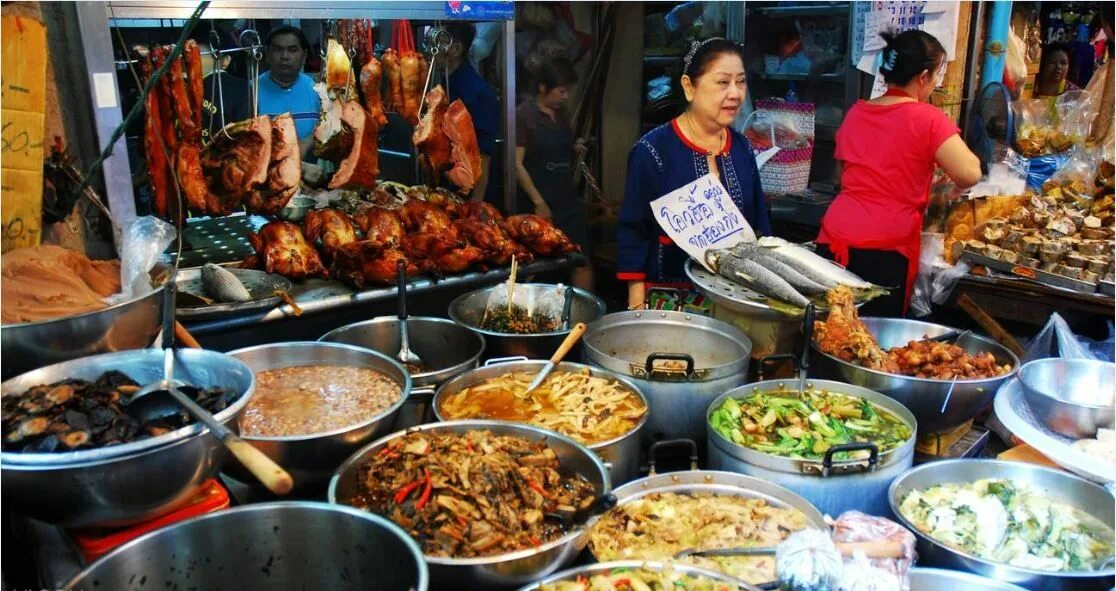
[617,38,772,310]
[196,39,250,138]
[816,30,982,318]
[442,23,500,203]
[1032,43,1079,97]
[516,59,592,291]
[256,25,320,160]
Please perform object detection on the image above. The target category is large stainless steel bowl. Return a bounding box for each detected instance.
[519,560,760,591]
[320,316,485,429]
[910,567,1028,591]
[1,349,255,528]
[811,317,1020,434]
[889,460,1116,591]
[0,284,163,380]
[1018,358,1115,438]
[432,359,648,484]
[449,283,606,359]
[329,420,611,590]
[227,342,411,492]
[63,502,428,591]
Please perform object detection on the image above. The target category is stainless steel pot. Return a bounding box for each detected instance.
[582,311,752,446]
[432,359,648,484]
[587,444,826,588]
[320,316,486,429]
[810,317,1020,434]
[329,420,611,590]
[1018,358,1115,439]
[706,379,917,518]
[910,568,1029,591]
[449,283,606,360]
[519,561,761,591]
[63,502,428,591]
[1,283,163,380]
[227,342,411,492]
[889,460,1116,591]
[1,349,255,528]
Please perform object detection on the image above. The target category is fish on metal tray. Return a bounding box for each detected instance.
[201,263,252,303]
[728,242,831,296]
[755,236,874,289]
[706,249,811,308]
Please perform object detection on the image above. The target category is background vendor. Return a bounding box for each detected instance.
[1033,43,1079,98]
[256,25,320,160]
[816,30,982,317]
[616,38,771,310]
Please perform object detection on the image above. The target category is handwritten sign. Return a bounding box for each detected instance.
[650,174,756,272]
[2,15,47,253]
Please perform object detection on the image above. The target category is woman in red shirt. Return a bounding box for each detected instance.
[817,30,981,317]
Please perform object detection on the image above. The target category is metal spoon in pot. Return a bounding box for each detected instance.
[395,259,424,369]
[523,323,587,395]
[124,280,294,495]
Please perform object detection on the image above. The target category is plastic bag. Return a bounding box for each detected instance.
[930,260,971,306]
[481,283,569,327]
[1025,150,1074,190]
[968,145,1029,198]
[910,233,944,318]
[105,216,175,305]
[1045,145,1103,195]
[831,511,917,591]
[1021,312,1101,362]
[1015,91,1092,158]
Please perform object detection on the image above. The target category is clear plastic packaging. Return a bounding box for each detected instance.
[1021,311,1102,362]
[105,215,176,305]
[831,511,917,591]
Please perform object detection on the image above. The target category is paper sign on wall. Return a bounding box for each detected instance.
[649,173,756,272]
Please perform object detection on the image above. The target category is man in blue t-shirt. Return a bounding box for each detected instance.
[441,23,500,203]
[256,25,320,161]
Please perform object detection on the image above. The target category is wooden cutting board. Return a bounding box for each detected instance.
[998,443,1064,471]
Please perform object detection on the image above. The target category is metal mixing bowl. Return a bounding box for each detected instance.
[226,342,411,492]
[910,567,1028,591]
[889,460,1116,591]
[328,420,611,589]
[0,284,163,380]
[1018,358,1116,438]
[811,317,1020,434]
[320,316,485,429]
[1,349,255,528]
[449,283,606,359]
[520,561,760,591]
[63,502,428,591]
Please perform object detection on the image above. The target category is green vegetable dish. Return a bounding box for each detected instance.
[899,478,1115,572]
[708,389,911,460]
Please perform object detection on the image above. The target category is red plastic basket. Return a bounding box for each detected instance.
[69,479,230,562]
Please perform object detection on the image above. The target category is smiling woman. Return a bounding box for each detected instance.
[616,38,772,309]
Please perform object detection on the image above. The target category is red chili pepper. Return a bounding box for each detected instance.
[456,515,468,528]
[393,480,421,504]
[529,536,541,547]
[414,469,433,510]
[466,441,475,453]
[614,578,630,589]
[377,444,400,458]
[525,479,549,498]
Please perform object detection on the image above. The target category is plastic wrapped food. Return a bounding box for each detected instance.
[831,511,916,591]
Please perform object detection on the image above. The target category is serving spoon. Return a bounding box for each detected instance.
[523,323,587,395]
[124,279,294,495]
[395,259,424,369]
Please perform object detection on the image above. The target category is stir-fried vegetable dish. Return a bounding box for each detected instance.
[438,370,646,444]
[537,566,740,591]
[588,492,809,584]
[479,304,560,334]
[708,389,911,460]
[899,478,1115,572]
[347,430,597,558]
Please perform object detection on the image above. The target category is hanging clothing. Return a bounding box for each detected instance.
[816,97,959,316]
[516,100,587,250]
[617,119,772,285]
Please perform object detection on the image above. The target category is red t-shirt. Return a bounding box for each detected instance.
[819,100,959,251]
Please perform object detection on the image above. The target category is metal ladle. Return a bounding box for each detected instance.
[124,277,294,495]
[395,259,424,369]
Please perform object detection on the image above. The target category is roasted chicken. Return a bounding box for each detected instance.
[430,245,486,274]
[382,48,402,112]
[355,206,406,246]
[457,201,503,223]
[501,215,581,256]
[201,116,272,216]
[401,199,458,238]
[360,55,389,128]
[443,99,482,192]
[455,218,532,266]
[413,85,451,185]
[304,208,359,262]
[400,51,422,125]
[246,221,326,280]
[244,113,301,215]
[330,241,431,287]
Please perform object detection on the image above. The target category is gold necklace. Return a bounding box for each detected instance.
[684,113,724,157]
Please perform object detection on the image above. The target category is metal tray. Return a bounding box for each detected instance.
[175,267,292,320]
[960,250,1099,294]
[993,377,1114,484]
[1101,280,1115,297]
[685,259,778,313]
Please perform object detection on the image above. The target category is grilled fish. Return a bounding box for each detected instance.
[706,249,811,308]
[201,263,252,303]
[755,236,874,289]
[728,242,831,296]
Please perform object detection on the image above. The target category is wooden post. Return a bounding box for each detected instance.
[933,1,974,123]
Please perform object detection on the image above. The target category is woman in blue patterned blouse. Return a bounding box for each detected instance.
[617,38,772,309]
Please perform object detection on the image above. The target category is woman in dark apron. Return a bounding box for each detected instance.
[515,58,593,291]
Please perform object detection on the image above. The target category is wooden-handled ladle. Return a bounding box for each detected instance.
[124,278,294,495]
[523,323,588,394]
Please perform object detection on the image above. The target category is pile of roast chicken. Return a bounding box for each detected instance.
[139,26,574,287]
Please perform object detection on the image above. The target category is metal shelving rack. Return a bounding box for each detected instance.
[74,1,518,225]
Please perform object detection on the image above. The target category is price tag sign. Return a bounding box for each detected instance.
[649,173,756,272]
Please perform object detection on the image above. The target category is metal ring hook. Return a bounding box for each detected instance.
[208,28,221,58]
